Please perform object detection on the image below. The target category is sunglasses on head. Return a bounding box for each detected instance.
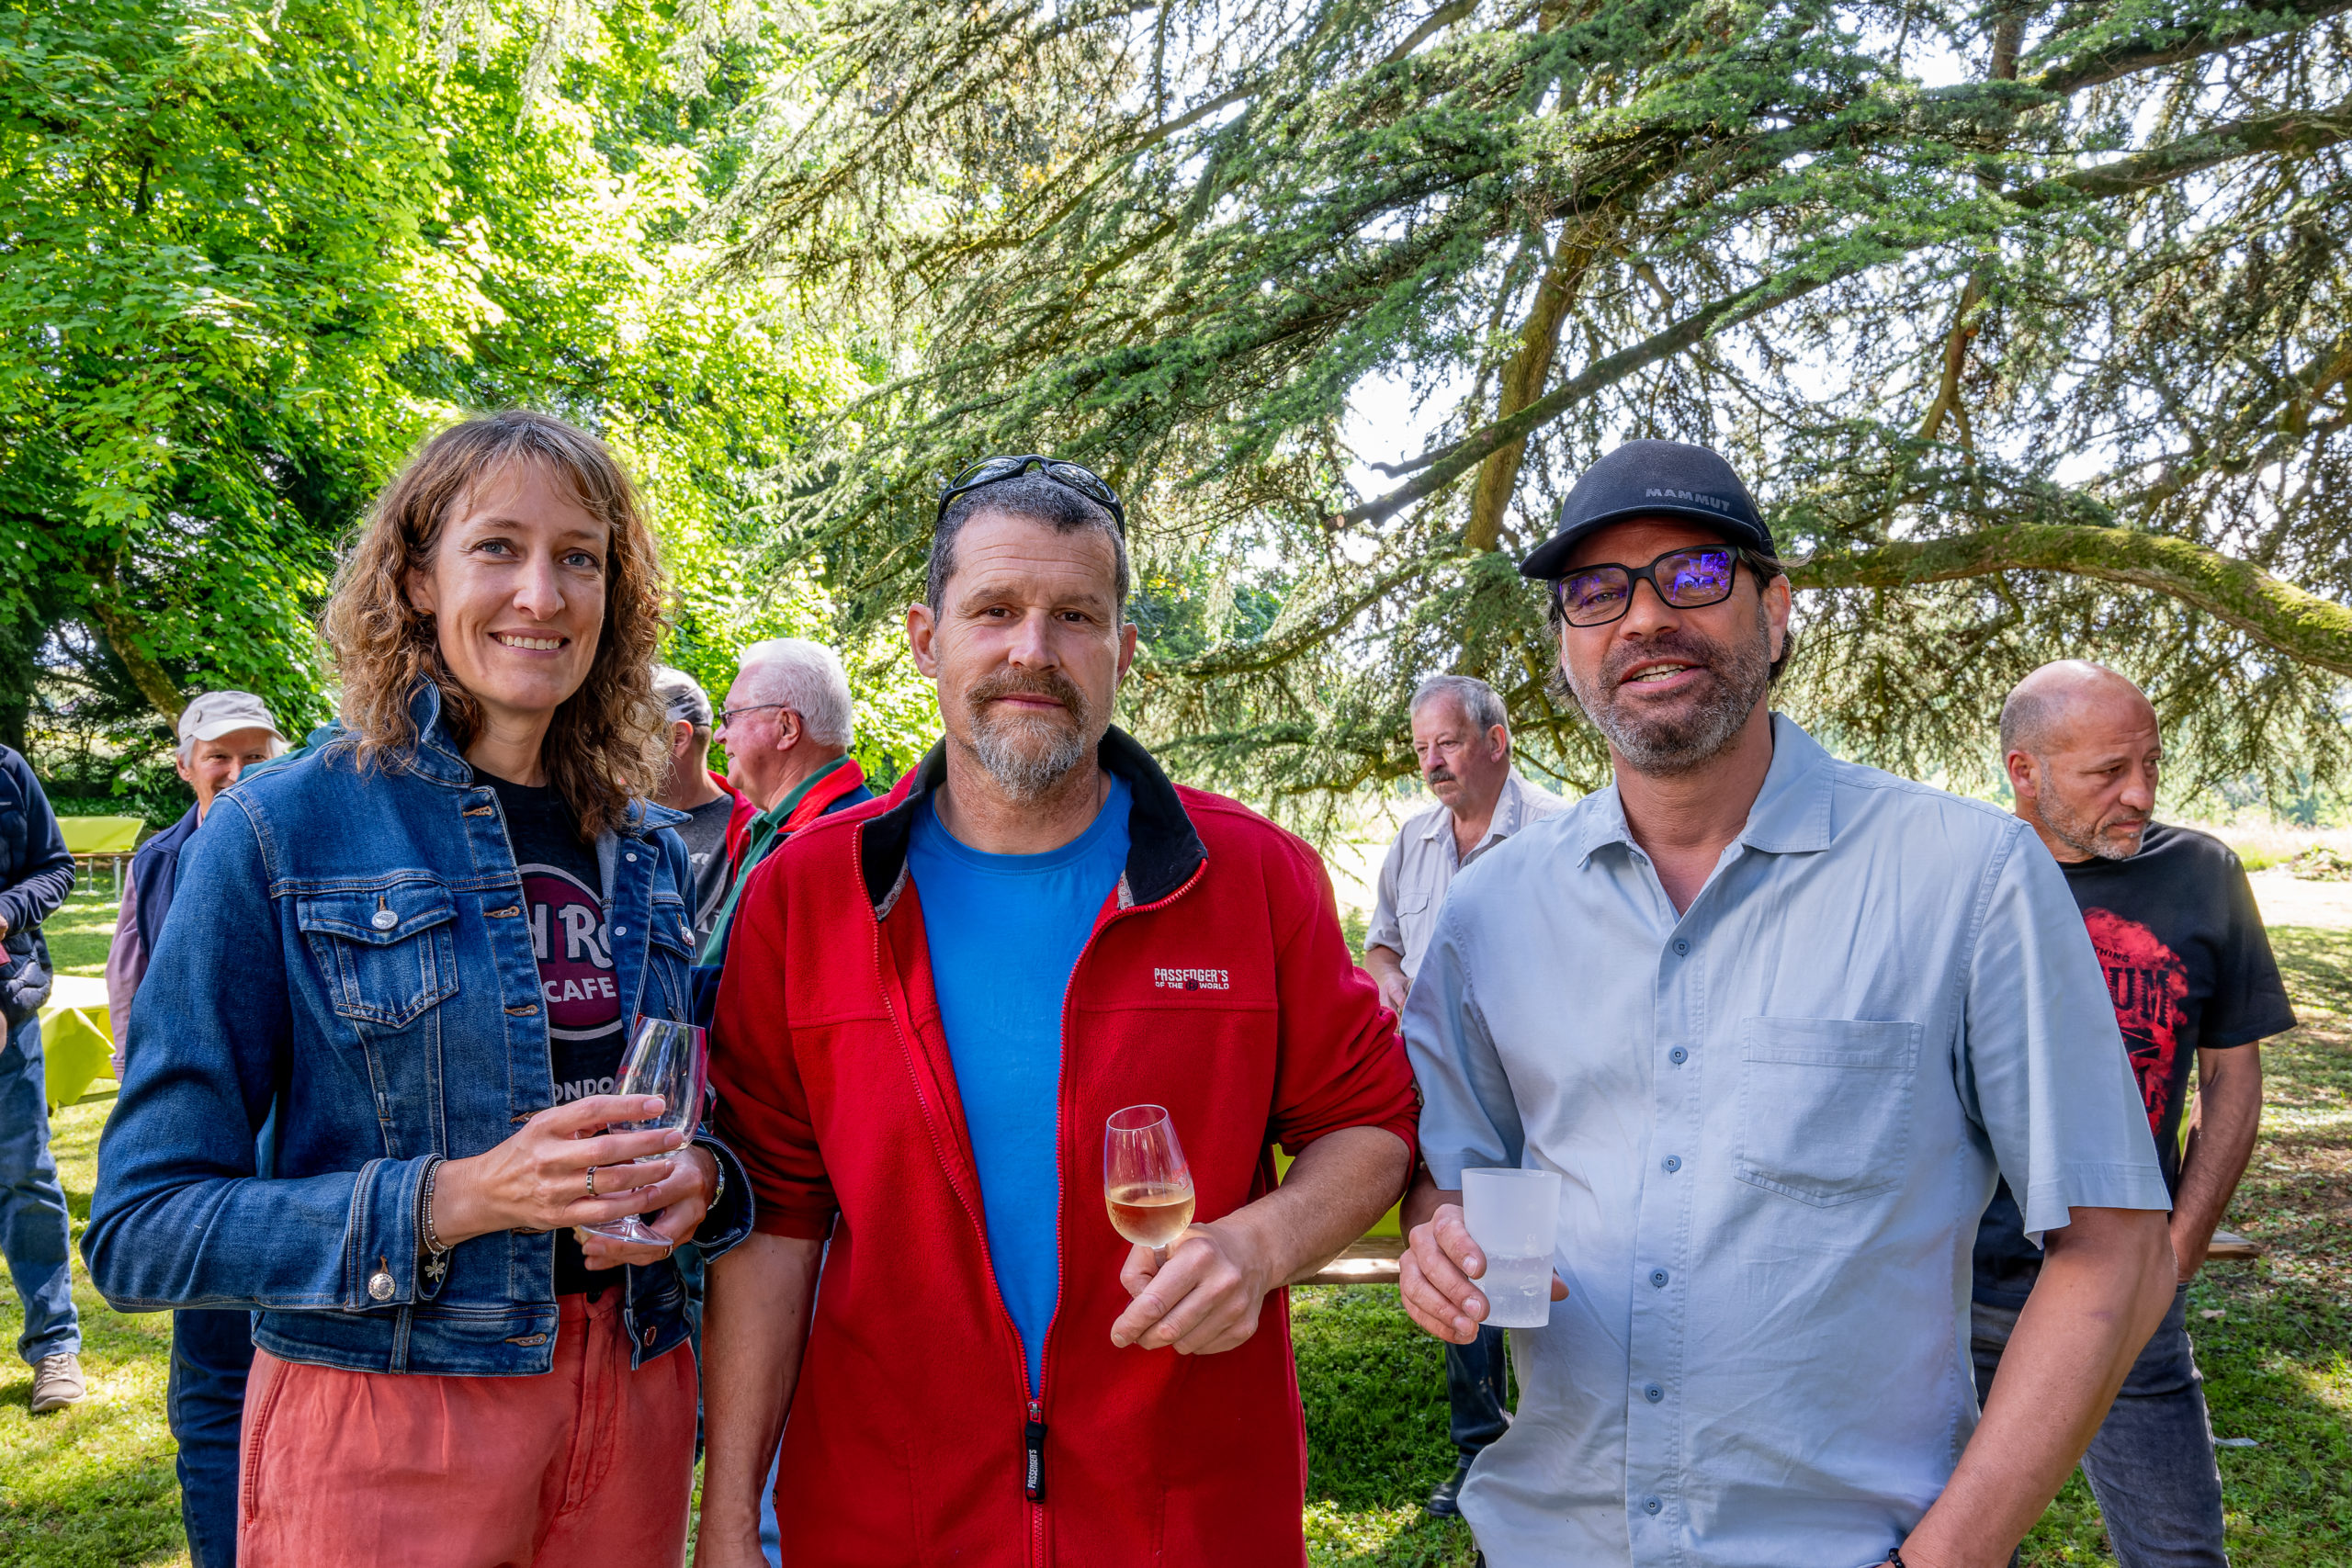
[1550,546,1743,627]
[936,455,1126,534]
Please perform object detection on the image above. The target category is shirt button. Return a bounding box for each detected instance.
[368,1269,395,1302]
[1644,1382,1664,1403]
[1650,1269,1668,1288]
[1671,938,1689,956]
[1643,1495,1663,1515]
[1668,1046,1689,1066]
[1662,1155,1681,1173]
[613,926,627,936]
[625,852,638,863]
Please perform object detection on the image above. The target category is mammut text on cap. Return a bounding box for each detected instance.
[1518,440,1772,580]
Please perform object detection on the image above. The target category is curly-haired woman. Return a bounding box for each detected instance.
[85,411,752,1566]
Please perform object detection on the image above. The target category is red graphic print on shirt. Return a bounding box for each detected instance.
[2081,907,2189,1139]
[519,863,619,1042]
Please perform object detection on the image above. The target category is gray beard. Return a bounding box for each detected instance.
[2039,792,2143,861]
[970,714,1091,802]
[1564,601,1773,777]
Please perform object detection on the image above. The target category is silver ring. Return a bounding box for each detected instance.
[585,1165,599,1199]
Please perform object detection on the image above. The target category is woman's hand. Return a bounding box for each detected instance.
[430,1094,684,1248]
[576,1145,718,1269]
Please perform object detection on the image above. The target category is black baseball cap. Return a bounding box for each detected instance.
[1518,440,1772,580]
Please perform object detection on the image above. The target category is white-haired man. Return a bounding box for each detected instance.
[103,689,286,1566]
[105,691,287,1032]
[696,637,872,965]
[1364,671,1566,1517]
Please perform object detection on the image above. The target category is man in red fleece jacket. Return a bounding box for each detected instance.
[696,457,1418,1568]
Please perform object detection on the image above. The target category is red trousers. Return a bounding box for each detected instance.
[238,1292,696,1568]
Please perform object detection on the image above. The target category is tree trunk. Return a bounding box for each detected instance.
[1464,223,1603,552]
[83,563,186,723]
[1790,525,2352,676]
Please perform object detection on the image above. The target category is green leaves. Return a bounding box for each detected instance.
[5,0,932,794]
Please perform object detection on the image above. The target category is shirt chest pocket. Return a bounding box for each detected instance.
[1734,1017,1921,1207]
[296,884,461,1028]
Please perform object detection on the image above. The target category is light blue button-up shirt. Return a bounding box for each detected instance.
[1405,716,2168,1568]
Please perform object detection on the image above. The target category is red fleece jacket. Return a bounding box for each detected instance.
[710,730,1418,1567]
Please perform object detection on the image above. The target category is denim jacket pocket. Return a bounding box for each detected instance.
[295,881,461,1028]
[1734,1017,1921,1207]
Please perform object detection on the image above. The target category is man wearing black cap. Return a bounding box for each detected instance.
[1394,441,2179,1568]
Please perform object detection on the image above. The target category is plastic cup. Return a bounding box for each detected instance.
[1461,1167,1562,1328]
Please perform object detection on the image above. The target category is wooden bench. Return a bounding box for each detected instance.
[1306,1235,1406,1286]
[2207,1229,2262,1261]
[1303,1230,2264,1287]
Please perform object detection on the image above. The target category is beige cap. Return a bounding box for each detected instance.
[177,690,286,750]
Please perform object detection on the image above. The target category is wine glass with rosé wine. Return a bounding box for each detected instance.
[1103,1104,1196,1259]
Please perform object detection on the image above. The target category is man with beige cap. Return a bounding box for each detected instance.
[107,688,286,1568]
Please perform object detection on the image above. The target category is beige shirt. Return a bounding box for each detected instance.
[1366,771,1569,980]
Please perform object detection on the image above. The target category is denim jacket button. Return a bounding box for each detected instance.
[368,1269,395,1302]
[370,909,398,931]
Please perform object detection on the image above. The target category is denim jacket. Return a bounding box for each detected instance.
[84,684,754,1376]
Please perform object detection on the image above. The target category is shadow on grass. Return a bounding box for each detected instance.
[42,888,119,979]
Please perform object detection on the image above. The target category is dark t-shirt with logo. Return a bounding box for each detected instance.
[490,775,625,1298]
[1973,822,2295,1308]
[674,793,736,950]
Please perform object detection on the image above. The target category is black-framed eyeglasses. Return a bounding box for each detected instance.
[1550,547,1742,627]
[715,701,790,732]
[936,455,1126,534]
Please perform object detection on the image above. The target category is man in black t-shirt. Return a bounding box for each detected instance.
[1974,661,2294,1568]
[489,773,629,1298]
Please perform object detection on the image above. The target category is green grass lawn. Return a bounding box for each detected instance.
[4,891,2346,1563]
[42,886,117,980]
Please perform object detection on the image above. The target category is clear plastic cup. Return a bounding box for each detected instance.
[1461,1167,1563,1328]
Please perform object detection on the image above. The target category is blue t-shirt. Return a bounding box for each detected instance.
[905,773,1132,1394]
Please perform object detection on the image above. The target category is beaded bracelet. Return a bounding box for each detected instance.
[418,1156,450,1275]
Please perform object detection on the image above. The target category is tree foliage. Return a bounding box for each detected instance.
[0,0,932,809]
[693,0,2352,823]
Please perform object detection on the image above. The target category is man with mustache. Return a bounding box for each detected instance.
[1363,672,1566,1516]
[695,457,1419,1566]
[1972,660,2291,1568]
[1396,440,2177,1568]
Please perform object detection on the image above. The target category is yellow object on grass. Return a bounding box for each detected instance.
[37,975,115,1111]
[1273,1148,1403,1237]
[57,816,144,855]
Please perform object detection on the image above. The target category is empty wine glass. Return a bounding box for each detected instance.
[1104,1104,1195,1258]
[581,1016,707,1247]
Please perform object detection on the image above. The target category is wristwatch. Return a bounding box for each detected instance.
[700,1144,727,1212]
